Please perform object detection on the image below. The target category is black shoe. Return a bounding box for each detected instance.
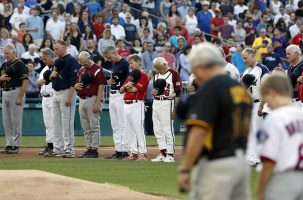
[105,151,121,159]
[120,152,129,160]
[38,147,50,155]
[0,146,12,154]
[78,149,91,158]
[79,149,98,158]
[7,146,19,154]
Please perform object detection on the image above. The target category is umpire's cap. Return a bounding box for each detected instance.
[130,69,141,84]
[53,58,65,71]
[153,78,167,95]
[43,69,52,85]
[242,74,256,89]
[80,73,93,88]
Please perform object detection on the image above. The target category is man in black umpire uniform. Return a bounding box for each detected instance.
[178,43,252,200]
[0,44,28,154]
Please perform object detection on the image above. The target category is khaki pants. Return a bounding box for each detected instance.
[191,150,251,200]
[79,96,101,149]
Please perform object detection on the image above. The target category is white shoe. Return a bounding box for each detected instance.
[163,155,175,163]
[151,154,164,162]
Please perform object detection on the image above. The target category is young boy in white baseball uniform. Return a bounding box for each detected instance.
[120,54,149,160]
[151,57,182,163]
[257,73,303,200]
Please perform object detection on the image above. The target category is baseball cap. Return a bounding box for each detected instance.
[202,1,210,6]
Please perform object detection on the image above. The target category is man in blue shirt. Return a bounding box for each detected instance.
[262,43,282,71]
[46,40,79,158]
[196,1,212,41]
[232,44,246,75]
[107,7,125,26]
[25,5,44,47]
[85,0,101,17]
[142,43,159,72]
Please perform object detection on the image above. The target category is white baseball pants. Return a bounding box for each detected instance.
[152,99,175,154]
[42,96,53,144]
[123,101,147,154]
[109,93,127,152]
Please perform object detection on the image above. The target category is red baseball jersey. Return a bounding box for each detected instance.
[123,70,149,101]
[75,64,107,97]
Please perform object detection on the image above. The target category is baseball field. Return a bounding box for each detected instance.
[0,136,259,200]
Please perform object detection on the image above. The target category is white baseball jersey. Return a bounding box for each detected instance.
[242,63,269,100]
[225,62,240,82]
[257,104,303,172]
[154,69,182,99]
[39,66,53,96]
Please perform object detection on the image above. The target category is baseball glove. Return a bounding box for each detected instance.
[130,69,141,85]
[43,69,52,85]
[242,74,256,89]
[80,73,93,88]
[53,58,65,72]
[153,78,167,95]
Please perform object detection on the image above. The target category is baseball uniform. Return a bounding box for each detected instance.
[38,66,54,155]
[225,62,241,82]
[109,58,130,159]
[242,62,269,164]
[122,70,149,160]
[257,103,303,200]
[0,59,28,154]
[49,55,79,157]
[75,63,106,158]
[151,68,181,162]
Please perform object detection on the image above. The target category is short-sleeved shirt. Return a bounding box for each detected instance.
[262,52,281,71]
[257,104,303,172]
[0,59,28,89]
[75,64,107,97]
[287,60,303,98]
[111,58,130,91]
[186,75,252,158]
[123,70,149,101]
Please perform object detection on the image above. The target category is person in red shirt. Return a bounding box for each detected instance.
[120,54,149,160]
[168,18,189,40]
[116,39,131,58]
[160,42,176,69]
[187,28,205,46]
[292,23,303,45]
[74,51,106,158]
[210,8,224,39]
[93,14,105,40]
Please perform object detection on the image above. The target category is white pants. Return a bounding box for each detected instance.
[247,102,263,159]
[52,89,76,154]
[152,100,175,154]
[124,101,147,154]
[109,93,127,152]
[191,150,251,200]
[42,96,53,143]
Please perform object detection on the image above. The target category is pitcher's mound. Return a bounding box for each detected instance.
[0,170,168,200]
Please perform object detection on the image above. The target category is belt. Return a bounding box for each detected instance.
[154,96,174,101]
[43,94,52,97]
[294,98,303,103]
[79,95,94,99]
[124,100,142,104]
[3,87,16,91]
[253,99,260,103]
[110,90,119,94]
[207,148,245,160]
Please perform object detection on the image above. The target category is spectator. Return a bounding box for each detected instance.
[187,28,204,45]
[231,43,245,75]
[244,18,257,46]
[219,0,234,16]
[111,16,125,40]
[266,23,274,38]
[107,7,125,26]
[141,27,155,44]
[160,0,173,18]
[45,9,65,41]
[160,42,176,69]
[137,17,154,39]
[154,33,167,54]
[295,0,303,18]
[232,20,246,45]
[132,39,143,55]
[274,5,291,26]
[218,16,234,41]
[289,17,301,38]
[177,0,190,18]
[66,22,82,51]
[119,3,130,23]
[65,35,78,58]
[252,28,272,61]
[25,5,44,47]
[210,8,224,39]
[98,29,115,55]
[169,26,186,48]
[169,18,189,40]
[22,33,33,51]
[85,39,102,65]
[11,32,25,58]
[39,37,53,51]
[93,14,105,40]
[141,42,159,72]
[71,4,81,23]
[234,0,248,17]
[85,0,101,17]
[66,0,78,14]
[78,10,93,34]
[262,43,282,71]
[276,19,292,42]
[81,25,97,51]
[21,43,41,72]
[179,45,191,81]
[272,28,287,58]
[183,7,198,36]
[292,23,303,45]
[129,0,142,19]
[13,0,29,15]
[17,22,26,42]
[196,0,212,41]
[256,13,269,34]
[123,13,137,46]
[2,2,13,30]
[116,39,131,58]
[251,6,261,27]
[142,0,156,25]
[156,22,168,37]
[40,0,53,25]
[175,37,186,54]
[26,61,40,98]
[100,1,112,22]
[167,4,180,29]
[270,0,283,15]
[9,3,28,32]
[0,28,11,65]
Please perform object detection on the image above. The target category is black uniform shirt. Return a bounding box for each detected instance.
[186,75,252,158]
[0,59,28,89]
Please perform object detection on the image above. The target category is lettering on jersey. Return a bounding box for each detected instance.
[165,83,171,96]
[285,120,303,136]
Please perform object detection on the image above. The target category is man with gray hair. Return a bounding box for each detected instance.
[21,43,41,72]
[0,44,29,154]
[38,48,55,155]
[151,57,181,163]
[74,51,106,158]
[178,43,252,200]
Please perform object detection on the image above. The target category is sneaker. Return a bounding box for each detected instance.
[163,155,175,163]
[38,147,50,155]
[0,146,12,154]
[7,146,20,154]
[63,151,75,158]
[44,150,63,157]
[137,153,147,161]
[105,151,120,159]
[151,154,164,162]
[124,153,138,160]
[78,149,98,158]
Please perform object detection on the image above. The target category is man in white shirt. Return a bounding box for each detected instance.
[46,9,65,41]
[9,3,28,32]
[13,0,30,15]
[274,5,290,26]
[111,16,125,40]
[234,0,248,17]
[289,17,301,38]
[21,43,41,72]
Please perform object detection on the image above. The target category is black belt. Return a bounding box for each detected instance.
[43,94,51,97]
[253,99,260,103]
[79,95,94,99]
[3,87,16,91]
[124,100,142,104]
[154,96,174,101]
[110,90,119,94]
[207,149,244,160]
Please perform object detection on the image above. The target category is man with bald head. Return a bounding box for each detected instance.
[75,51,106,158]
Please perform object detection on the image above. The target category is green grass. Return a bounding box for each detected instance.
[0,135,185,148]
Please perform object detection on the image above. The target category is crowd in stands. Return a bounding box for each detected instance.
[0,0,302,98]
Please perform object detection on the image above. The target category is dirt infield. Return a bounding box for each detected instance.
[0,170,172,200]
[0,146,183,159]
